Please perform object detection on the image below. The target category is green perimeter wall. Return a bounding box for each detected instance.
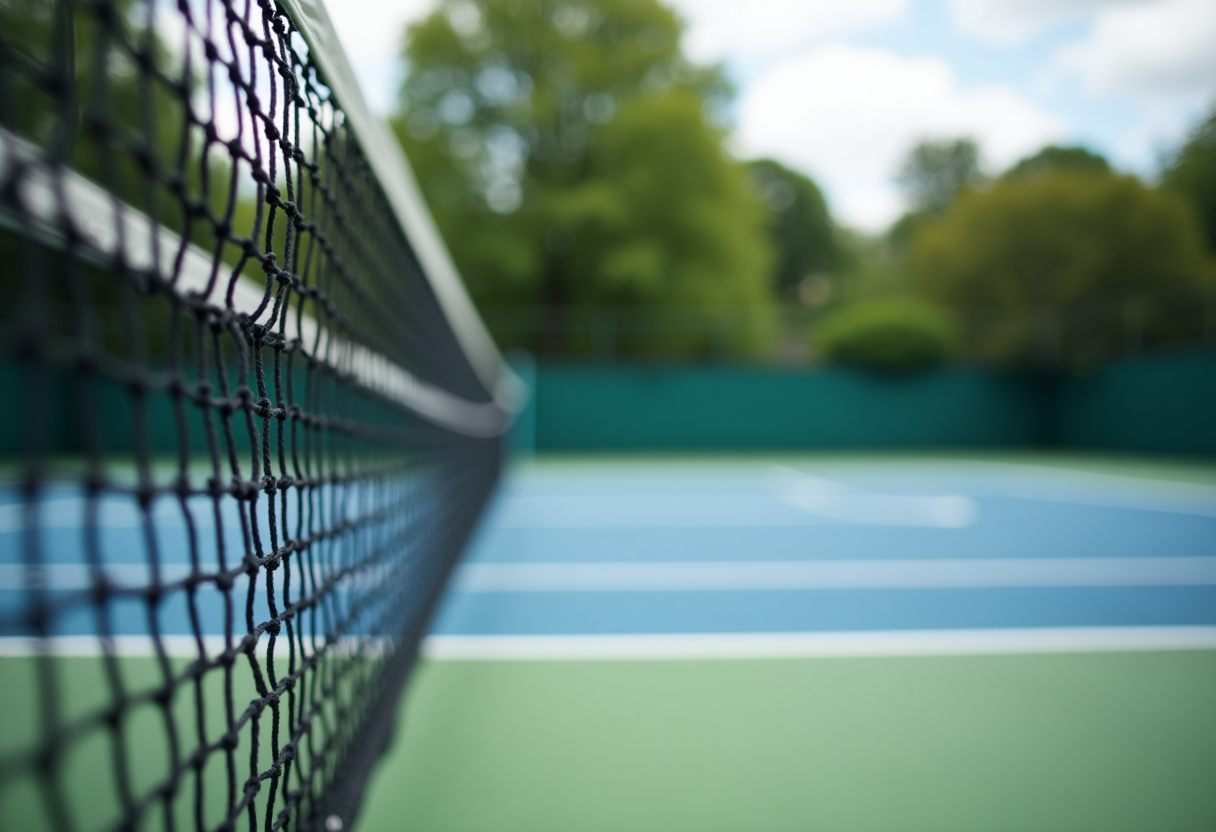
[528,352,1216,454]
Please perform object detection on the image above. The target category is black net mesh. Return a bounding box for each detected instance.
[0,1,507,830]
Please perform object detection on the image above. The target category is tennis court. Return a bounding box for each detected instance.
[2,0,1215,830]
[353,453,1216,832]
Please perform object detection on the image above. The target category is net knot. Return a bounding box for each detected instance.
[135,485,155,510]
[126,375,148,397]
[264,121,280,142]
[232,476,258,500]
[134,144,156,175]
[74,349,97,373]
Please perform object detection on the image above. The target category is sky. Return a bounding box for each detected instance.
[327,0,1216,232]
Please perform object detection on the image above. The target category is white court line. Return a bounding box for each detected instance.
[453,558,1216,592]
[0,635,392,658]
[774,461,1216,518]
[422,627,1216,661]
[493,493,979,528]
[5,628,1214,660]
[0,562,406,591]
[8,557,1212,592]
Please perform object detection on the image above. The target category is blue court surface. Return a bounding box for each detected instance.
[426,455,1216,649]
[4,455,1214,646]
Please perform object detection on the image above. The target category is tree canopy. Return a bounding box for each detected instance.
[746,159,841,300]
[1161,105,1216,253]
[394,0,773,357]
[1003,145,1111,180]
[895,138,983,214]
[909,171,1215,366]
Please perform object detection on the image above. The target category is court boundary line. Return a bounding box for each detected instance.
[452,557,1216,592]
[420,627,1216,660]
[0,635,392,658]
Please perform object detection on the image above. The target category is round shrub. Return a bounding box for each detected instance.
[814,297,958,372]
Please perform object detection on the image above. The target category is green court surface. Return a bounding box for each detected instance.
[357,651,1216,832]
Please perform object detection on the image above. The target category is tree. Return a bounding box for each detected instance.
[1003,145,1111,180]
[896,138,983,214]
[1161,106,1216,252]
[394,0,773,358]
[814,297,957,372]
[746,159,841,302]
[909,172,1215,367]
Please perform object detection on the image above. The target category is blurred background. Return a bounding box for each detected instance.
[333,0,1216,373]
[326,0,1216,458]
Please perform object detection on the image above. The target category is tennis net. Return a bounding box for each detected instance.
[0,0,517,830]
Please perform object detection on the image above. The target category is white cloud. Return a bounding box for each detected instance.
[669,0,907,63]
[949,0,1152,45]
[737,46,1066,231]
[327,0,438,114]
[326,0,907,112]
[1056,0,1216,97]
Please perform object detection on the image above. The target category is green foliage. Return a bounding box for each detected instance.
[909,171,1216,366]
[815,297,958,372]
[896,138,983,214]
[1161,106,1216,252]
[1004,145,1111,180]
[394,0,774,358]
[746,159,841,298]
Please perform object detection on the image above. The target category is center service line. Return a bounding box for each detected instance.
[453,557,1216,592]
